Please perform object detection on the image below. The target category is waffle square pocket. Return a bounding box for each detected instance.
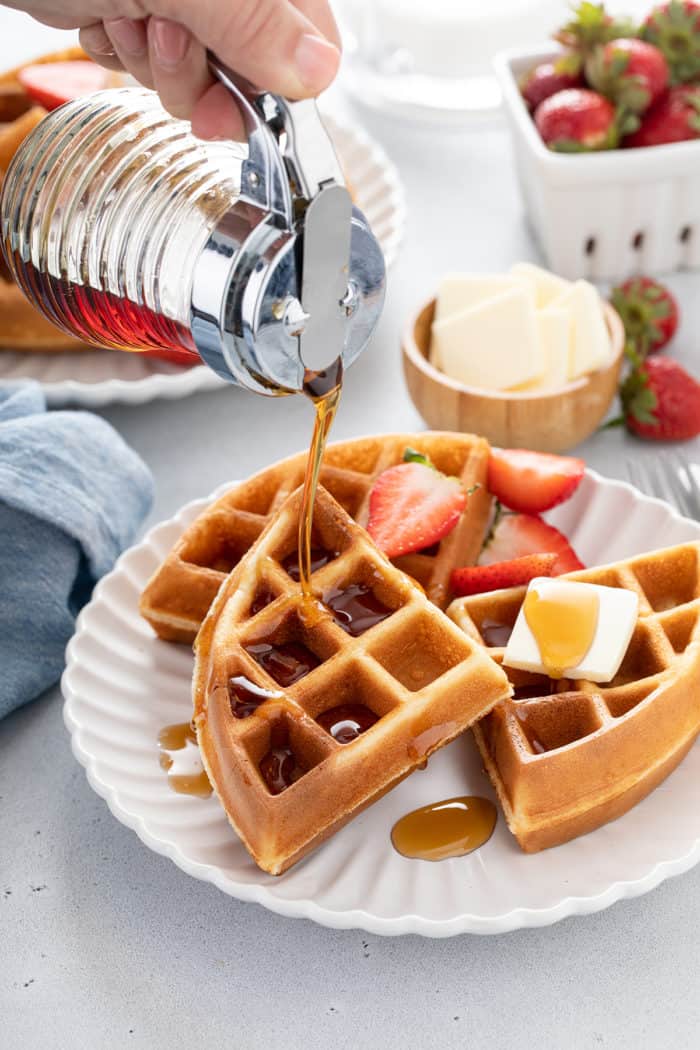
[448,542,700,853]
[193,485,510,875]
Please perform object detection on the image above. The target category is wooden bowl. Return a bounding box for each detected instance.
[402,298,625,452]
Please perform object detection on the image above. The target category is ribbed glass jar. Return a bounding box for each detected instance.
[1,88,245,356]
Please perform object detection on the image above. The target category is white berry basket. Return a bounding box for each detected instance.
[495,46,700,281]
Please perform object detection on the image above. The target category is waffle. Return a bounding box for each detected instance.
[140,432,494,642]
[192,484,511,874]
[0,48,117,352]
[447,542,700,852]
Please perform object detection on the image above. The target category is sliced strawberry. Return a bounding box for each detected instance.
[367,457,467,559]
[17,61,111,111]
[480,513,584,575]
[451,553,557,597]
[487,449,585,514]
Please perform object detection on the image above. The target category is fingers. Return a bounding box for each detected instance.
[79,22,125,73]
[190,83,246,142]
[104,17,154,89]
[148,18,211,122]
[292,0,342,50]
[177,0,341,100]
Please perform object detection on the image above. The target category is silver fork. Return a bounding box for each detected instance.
[625,452,700,520]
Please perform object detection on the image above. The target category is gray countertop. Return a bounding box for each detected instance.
[2,13,700,1050]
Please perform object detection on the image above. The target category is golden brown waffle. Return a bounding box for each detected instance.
[0,48,118,352]
[140,432,494,643]
[193,484,511,874]
[447,542,700,852]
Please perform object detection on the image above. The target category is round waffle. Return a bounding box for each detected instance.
[447,542,700,852]
[193,484,510,875]
[140,431,494,642]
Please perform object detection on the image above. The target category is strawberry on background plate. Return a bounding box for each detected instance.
[620,355,700,440]
[367,449,467,559]
[534,88,624,151]
[480,513,584,575]
[610,277,679,355]
[520,59,583,111]
[451,553,557,597]
[623,84,700,146]
[585,38,669,114]
[643,0,700,83]
[17,60,112,111]
[487,449,585,515]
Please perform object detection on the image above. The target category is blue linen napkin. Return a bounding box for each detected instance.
[0,381,153,718]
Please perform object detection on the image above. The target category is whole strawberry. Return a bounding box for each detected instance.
[521,58,583,110]
[624,84,700,146]
[610,277,679,355]
[586,39,669,113]
[643,1,700,84]
[555,2,639,59]
[621,356,700,440]
[535,88,620,151]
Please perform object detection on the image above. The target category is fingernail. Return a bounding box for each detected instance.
[294,34,340,91]
[151,19,190,68]
[105,18,147,56]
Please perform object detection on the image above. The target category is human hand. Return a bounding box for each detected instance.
[4,1,341,139]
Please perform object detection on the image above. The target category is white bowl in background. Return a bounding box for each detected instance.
[495,46,700,282]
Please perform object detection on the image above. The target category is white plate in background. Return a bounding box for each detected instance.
[0,113,405,408]
[62,471,700,936]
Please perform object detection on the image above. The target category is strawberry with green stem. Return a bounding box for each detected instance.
[534,88,632,151]
[643,1,700,84]
[367,448,472,559]
[586,38,669,113]
[554,2,640,74]
[624,84,700,146]
[617,352,700,440]
[610,277,679,356]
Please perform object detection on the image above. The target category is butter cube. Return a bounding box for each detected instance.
[550,280,612,380]
[534,307,570,390]
[510,262,571,309]
[431,287,544,391]
[503,578,639,684]
[435,274,529,321]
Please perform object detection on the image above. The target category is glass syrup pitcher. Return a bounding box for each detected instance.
[0,60,386,394]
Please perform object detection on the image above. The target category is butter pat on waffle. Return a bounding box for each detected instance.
[193,485,510,875]
[447,542,700,852]
[140,432,493,642]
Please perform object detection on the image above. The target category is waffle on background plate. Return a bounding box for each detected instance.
[140,432,494,642]
[447,542,700,852]
[193,484,510,875]
[0,47,119,352]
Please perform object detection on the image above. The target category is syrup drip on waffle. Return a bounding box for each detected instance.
[298,358,343,605]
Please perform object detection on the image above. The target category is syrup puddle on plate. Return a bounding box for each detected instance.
[391,796,497,861]
[157,722,212,798]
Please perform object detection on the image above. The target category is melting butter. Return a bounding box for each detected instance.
[523,580,599,678]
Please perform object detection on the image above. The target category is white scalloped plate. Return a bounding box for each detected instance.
[0,113,405,408]
[62,470,700,936]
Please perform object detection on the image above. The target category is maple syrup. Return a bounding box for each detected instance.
[391,796,497,861]
[523,581,599,678]
[297,359,343,602]
[245,640,320,687]
[480,619,514,648]
[317,703,379,743]
[259,723,304,794]
[22,264,200,360]
[282,546,336,582]
[157,722,212,798]
[228,675,282,718]
[324,583,392,637]
[250,585,277,617]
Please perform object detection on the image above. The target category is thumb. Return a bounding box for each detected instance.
[173,0,340,99]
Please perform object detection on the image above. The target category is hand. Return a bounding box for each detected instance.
[5,1,341,139]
